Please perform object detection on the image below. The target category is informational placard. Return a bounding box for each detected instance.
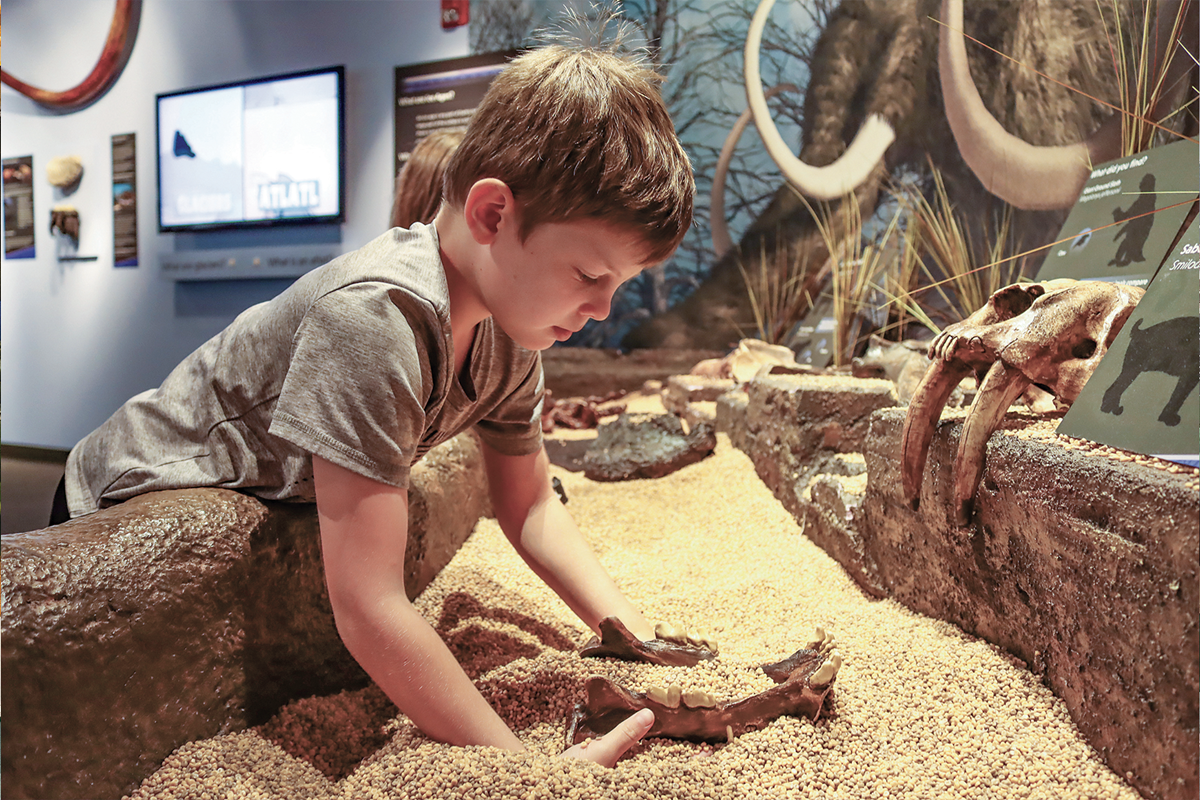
[161,243,341,282]
[112,133,139,267]
[1057,227,1199,467]
[393,51,514,179]
[1035,138,1198,289]
[3,155,36,259]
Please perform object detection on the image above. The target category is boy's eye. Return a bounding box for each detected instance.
[575,269,601,285]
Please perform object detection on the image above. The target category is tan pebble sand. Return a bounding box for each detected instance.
[126,424,1139,800]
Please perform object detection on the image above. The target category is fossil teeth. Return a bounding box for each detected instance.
[682,689,716,708]
[810,653,843,688]
[686,629,719,653]
[645,686,670,707]
[654,622,686,644]
[646,684,682,708]
[806,626,826,650]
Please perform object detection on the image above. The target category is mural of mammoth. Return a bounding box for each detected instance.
[624,0,1198,352]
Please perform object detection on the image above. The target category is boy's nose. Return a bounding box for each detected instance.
[582,288,614,321]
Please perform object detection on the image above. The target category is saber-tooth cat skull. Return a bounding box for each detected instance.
[901,279,1144,525]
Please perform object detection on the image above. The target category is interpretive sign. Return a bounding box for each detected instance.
[1058,226,1200,468]
[3,155,36,259]
[112,133,139,267]
[393,52,514,182]
[1035,137,1198,289]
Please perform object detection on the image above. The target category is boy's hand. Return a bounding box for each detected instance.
[560,708,654,767]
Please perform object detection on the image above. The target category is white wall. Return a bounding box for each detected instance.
[2,0,469,449]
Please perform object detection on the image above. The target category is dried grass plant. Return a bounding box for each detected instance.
[1098,0,1196,155]
[903,166,1027,326]
[734,228,823,345]
[794,191,907,366]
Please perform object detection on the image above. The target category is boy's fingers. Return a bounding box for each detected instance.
[605,707,655,753]
[562,708,655,767]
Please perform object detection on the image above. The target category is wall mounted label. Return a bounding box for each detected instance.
[1057,227,1200,468]
[160,243,339,281]
[112,133,139,267]
[394,51,514,185]
[3,155,36,259]
[1035,138,1198,288]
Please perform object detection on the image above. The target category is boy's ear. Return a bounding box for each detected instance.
[463,178,517,245]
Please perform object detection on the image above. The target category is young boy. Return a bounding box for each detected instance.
[62,41,695,765]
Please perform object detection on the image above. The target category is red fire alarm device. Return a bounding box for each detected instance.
[441,0,469,29]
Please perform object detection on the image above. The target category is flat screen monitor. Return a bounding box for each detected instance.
[156,65,345,232]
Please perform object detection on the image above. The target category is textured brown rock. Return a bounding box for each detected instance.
[860,408,1198,800]
[1,432,490,800]
[723,373,896,522]
[582,412,716,482]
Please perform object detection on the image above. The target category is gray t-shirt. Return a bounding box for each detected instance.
[65,223,544,518]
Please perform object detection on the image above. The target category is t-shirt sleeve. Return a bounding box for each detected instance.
[269,283,438,488]
[474,349,545,456]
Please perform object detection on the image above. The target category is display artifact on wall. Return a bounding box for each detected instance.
[393,51,514,182]
[0,0,142,111]
[1058,228,1200,467]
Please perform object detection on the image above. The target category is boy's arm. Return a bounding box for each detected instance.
[312,455,524,750]
[314,454,654,764]
[480,442,654,641]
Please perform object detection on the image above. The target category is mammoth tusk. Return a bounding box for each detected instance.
[711,83,801,258]
[938,0,1193,210]
[952,359,1031,526]
[745,0,896,201]
[901,358,973,510]
[1,0,142,111]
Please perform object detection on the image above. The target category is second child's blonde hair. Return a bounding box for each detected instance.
[443,43,694,265]
[392,130,464,229]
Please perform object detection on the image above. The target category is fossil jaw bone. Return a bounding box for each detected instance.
[580,616,718,667]
[654,621,719,654]
[568,634,842,745]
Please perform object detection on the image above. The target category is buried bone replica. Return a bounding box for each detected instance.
[570,617,841,744]
[901,278,1144,525]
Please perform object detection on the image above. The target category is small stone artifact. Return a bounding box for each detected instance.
[691,338,806,383]
[46,155,83,190]
[901,279,1143,525]
[569,625,840,744]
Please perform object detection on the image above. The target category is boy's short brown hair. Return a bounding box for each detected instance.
[443,44,694,265]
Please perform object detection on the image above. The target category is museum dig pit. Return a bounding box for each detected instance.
[4,368,1195,800]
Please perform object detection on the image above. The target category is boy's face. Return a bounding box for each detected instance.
[482,215,655,351]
